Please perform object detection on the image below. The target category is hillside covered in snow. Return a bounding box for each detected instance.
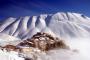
[0,12,90,40]
[0,12,90,60]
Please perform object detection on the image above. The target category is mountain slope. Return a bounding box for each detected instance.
[0,12,90,40]
[0,33,20,41]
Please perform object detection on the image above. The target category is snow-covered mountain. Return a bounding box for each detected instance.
[0,12,90,60]
[0,12,90,40]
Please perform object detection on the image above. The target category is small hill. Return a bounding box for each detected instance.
[18,32,69,51]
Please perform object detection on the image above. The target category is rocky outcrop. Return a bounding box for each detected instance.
[18,32,69,51]
[3,45,21,52]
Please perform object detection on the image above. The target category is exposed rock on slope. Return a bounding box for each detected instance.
[18,32,69,51]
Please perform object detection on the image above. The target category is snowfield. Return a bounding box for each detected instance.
[0,45,90,60]
[0,38,90,60]
[0,50,24,60]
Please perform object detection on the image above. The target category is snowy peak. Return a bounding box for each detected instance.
[0,12,90,40]
[51,12,88,22]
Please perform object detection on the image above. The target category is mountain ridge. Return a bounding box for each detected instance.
[0,12,90,40]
